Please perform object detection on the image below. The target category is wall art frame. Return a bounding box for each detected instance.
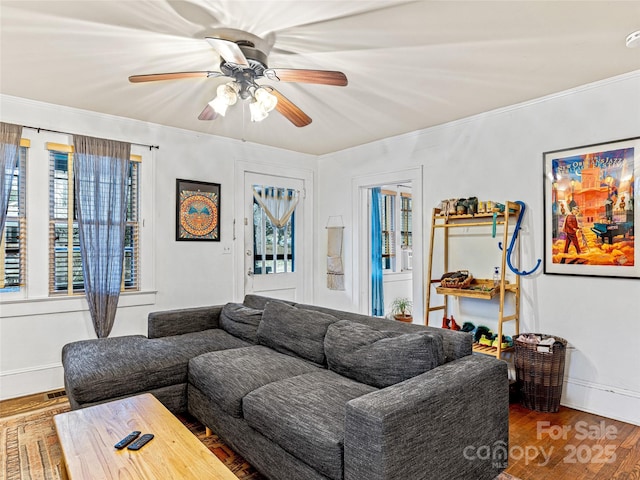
[176,179,220,242]
[543,136,638,278]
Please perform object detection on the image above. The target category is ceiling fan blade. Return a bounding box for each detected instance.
[198,104,218,121]
[128,71,224,83]
[205,37,249,66]
[265,87,312,127]
[264,68,347,86]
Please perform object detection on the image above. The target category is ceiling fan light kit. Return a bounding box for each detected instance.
[249,87,278,122]
[208,82,240,116]
[128,31,348,127]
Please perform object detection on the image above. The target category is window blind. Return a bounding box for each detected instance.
[46,143,141,295]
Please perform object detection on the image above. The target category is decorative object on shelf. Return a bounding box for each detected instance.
[461,321,476,333]
[440,315,460,330]
[176,179,220,241]
[492,335,513,349]
[479,334,494,346]
[436,198,458,219]
[543,137,638,278]
[437,278,501,298]
[464,197,478,215]
[498,200,542,276]
[390,297,413,322]
[476,332,513,349]
[326,216,345,290]
[474,325,492,343]
[439,270,473,289]
[436,197,483,217]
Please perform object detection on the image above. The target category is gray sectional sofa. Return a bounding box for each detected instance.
[62,295,509,480]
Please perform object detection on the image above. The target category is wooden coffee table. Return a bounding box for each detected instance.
[53,393,238,480]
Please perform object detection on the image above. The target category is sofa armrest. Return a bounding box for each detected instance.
[147,305,224,338]
[344,354,509,480]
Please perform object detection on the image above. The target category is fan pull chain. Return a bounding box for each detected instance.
[242,100,246,142]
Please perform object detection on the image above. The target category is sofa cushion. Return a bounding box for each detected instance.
[62,329,250,404]
[298,301,472,363]
[256,301,338,365]
[147,305,223,338]
[243,370,377,480]
[219,302,263,343]
[243,294,296,310]
[324,320,445,388]
[188,346,322,418]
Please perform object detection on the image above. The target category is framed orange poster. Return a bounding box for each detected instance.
[543,137,638,278]
[176,179,220,241]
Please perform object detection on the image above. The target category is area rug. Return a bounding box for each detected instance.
[0,401,519,480]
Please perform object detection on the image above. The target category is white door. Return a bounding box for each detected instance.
[243,172,305,302]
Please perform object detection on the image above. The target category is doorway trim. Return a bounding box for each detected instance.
[351,167,424,320]
[234,161,315,304]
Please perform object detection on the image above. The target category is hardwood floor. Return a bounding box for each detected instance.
[1,390,639,479]
[0,388,68,417]
[505,403,640,480]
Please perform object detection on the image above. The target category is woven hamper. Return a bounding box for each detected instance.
[514,334,568,413]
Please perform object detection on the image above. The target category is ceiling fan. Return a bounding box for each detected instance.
[128,31,348,127]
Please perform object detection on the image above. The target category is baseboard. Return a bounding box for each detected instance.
[562,378,640,426]
[0,363,64,401]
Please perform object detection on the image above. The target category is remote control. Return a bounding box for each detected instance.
[114,431,141,449]
[127,433,154,451]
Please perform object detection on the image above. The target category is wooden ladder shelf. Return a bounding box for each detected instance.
[425,202,521,359]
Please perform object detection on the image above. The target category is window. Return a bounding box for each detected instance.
[401,194,412,248]
[48,144,140,295]
[0,142,27,293]
[380,186,412,272]
[253,185,296,274]
[380,191,396,270]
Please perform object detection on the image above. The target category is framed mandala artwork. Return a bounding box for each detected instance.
[176,179,220,241]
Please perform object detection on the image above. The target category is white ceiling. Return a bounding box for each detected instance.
[2,1,640,155]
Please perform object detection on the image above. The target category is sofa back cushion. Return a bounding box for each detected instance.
[219,303,264,343]
[298,302,471,363]
[324,320,445,388]
[243,294,296,310]
[257,301,338,365]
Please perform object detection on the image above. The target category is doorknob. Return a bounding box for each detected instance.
[246,250,252,256]
[247,269,254,277]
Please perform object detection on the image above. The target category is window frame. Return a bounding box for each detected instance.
[47,143,141,296]
[380,186,412,274]
[252,185,296,275]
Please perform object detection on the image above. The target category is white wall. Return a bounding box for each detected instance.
[315,72,640,425]
[1,71,639,426]
[0,95,316,400]
[383,274,412,318]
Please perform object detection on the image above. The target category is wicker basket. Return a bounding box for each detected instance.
[514,334,567,413]
[440,270,473,289]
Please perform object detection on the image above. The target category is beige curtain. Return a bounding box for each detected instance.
[253,187,299,228]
